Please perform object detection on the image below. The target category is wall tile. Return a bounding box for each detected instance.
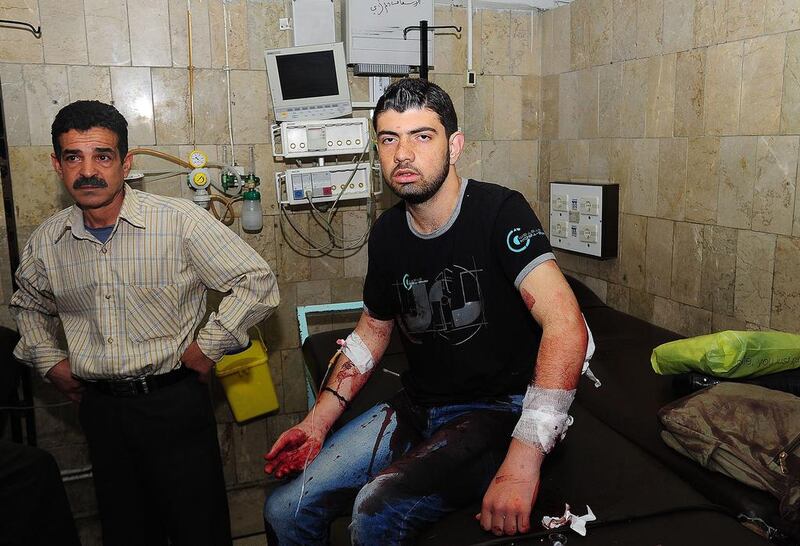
[169,0,212,68]
[588,139,610,180]
[263,282,298,350]
[726,0,767,41]
[646,54,676,138]
[671,221,704,306]
[609,138,631,190]
[674,48,706,137]
[704,41,743,136]
[493,76,522,140]
[482,141,510,183]
[771,236,800,331]
[0,3,43,63]
[538,140,551,201]
[508,140,539,202]
[663,0,695,54]
[598,63,622,138]
[152,68,191,145]
[717,136,756,229]
[653,297,712,336]
[552,5,571,74]
[464,75,494,140]
[522,75,540,139]
[645,217,673,297]
[765,0,800,32]
[613,0,638,61]
[637,0,664,58]
[9,147,72,225]
[657,138,687,220]
[85,0,132,66]
[110,67,155,145]
[782,31,800,134]
[752,136,799,235]
[558,71,579,140]
[192,69,230,144]
[570,0,590,70]
[606,282,631,312]
[230,70,269,144]
[695,0,727,47]
[482,9,511,75]
[735,229,776,325]
[568,139,590,180]
[740,34,786,135]
[587,0,613,66]
[233,420,267,483]
[685,136,720,223]
[129,0,172,67]
[541,75,559,138]
[23,65,69,146]
[511,10,536,75]
[620,59,648,138]
[68,66,112,103]
[550,139,570,182]
[577,68,598,138]
[619,214,647,289]
[40,0,88,64]
[210,0,249,70]
[626,138,659,216]
[629,288,655,322]
[343,211,369,278]
[280,349,308,413]
[532,12,543,76]
[248,0,290,70]
[0,64,30,146]
[456,141,482,181]
[713,312,748,330]
[701,225,738,313]
[541,9,555,75]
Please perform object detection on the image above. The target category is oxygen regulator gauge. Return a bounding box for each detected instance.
[188,149,208,169]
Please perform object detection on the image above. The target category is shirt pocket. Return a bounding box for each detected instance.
[125,284,180,342]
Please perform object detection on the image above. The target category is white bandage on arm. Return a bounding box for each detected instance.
[512,386,576,454]
[582,316,601,388]
[336,331,374,374]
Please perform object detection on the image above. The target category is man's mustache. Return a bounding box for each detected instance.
[73,176,108,189]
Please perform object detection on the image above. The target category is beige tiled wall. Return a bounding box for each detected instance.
[541,0,800,337]
[0,0,538,541]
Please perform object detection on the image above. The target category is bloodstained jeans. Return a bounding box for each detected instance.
[263,390,522,546]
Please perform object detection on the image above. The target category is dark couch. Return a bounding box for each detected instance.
[300,277,795,545]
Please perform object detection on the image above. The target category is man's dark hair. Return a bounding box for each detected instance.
[373,78,458,137]
[51,100,129,160]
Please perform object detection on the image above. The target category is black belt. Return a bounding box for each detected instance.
[82,366,193,397]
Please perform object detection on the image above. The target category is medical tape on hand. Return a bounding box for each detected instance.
[582,316,601,388]
[335,331,374,374]
[512,386,576,454]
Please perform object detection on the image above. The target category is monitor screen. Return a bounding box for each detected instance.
[276,51,339,99]
[265,42,352,122]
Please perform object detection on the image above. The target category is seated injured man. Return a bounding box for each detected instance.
[263,77,596,545]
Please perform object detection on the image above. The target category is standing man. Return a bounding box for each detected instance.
[263,78,593,544]
[11,100,279,546]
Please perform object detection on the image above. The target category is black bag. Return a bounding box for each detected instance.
[659,383,800,522]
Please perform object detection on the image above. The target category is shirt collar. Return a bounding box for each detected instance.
[54,184,146,243]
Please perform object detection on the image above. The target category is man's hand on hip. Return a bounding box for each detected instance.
[45,359,84,403]
[476,438,544,536]
[180,341,215,383]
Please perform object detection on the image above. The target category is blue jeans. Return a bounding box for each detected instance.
[263,391,522,546]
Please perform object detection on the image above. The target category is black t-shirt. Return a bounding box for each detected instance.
[363,179,555,405]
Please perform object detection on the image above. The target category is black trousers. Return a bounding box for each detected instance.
[79,375,231,546]
[0,439,81,546]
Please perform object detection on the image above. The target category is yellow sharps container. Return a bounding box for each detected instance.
[215,339,278,422]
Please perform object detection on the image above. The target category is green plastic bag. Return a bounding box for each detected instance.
[651,330,800,378]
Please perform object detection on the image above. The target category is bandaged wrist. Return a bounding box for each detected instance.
[512,386,576,454]
[336,331,374,374]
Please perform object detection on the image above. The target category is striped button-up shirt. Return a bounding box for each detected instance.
[11,186,279,379]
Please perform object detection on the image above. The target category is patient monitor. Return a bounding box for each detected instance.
[265,42,352,122]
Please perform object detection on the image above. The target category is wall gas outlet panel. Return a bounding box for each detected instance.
[549,182,618,259]
[276,163,372,206]
[271,118,370,159]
